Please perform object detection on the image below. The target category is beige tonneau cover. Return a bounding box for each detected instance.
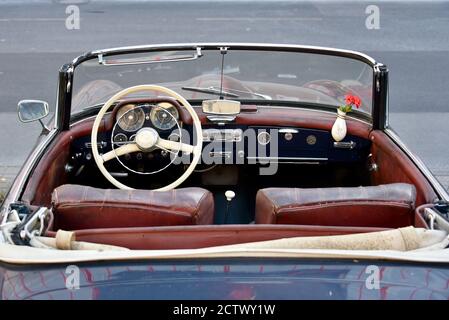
[1,227,449,265]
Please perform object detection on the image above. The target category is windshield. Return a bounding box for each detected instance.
[71,48,374,116]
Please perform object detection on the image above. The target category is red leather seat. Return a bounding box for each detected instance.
[51,185,214,230]
[255,183,416,228]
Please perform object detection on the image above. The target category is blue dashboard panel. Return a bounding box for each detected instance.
[200,124,371,164]
[250,126,331,161]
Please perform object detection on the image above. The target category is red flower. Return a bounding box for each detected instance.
[345,95,354,105]
[344,94,361,108]
[353,96,361,108]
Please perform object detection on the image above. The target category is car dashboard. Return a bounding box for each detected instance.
[69,100,371,175]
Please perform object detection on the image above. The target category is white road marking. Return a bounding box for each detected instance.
[196,17,322,21]
[0,18,67,22]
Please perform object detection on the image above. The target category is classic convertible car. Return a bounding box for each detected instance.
[1,43,449,300]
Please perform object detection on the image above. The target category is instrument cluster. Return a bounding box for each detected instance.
[113,102,181,145]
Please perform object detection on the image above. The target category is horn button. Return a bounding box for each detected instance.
[135,128,159,151]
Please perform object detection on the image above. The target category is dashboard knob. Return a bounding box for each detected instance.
[257,131,271,145]
[306,135,317,145]
[65,164,74,173]
[225,190,236,202]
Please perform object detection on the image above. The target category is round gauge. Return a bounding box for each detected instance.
[113,133,128,145]
[129,134,136,142]
[116,104,145,132]
[150,102,179,130]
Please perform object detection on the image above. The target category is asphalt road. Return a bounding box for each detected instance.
[0,0,448,190]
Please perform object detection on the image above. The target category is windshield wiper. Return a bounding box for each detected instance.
[223,87,272,100]
[182,86,239,98]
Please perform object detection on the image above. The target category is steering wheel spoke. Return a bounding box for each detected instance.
[156,138,195,154]
[101,143,140,163]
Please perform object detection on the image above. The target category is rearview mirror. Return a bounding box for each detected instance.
[202,99,241,115]
[17,100,49,123]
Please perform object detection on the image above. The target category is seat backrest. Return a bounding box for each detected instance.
[51,184,214,230]
[256,183,417,228]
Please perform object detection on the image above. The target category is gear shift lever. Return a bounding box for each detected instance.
[224,190,235,224]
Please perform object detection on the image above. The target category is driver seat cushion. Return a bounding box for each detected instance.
[51,185,214,230]
[255,183,416,228]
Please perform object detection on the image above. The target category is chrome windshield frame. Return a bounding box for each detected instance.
[57,43,383,131]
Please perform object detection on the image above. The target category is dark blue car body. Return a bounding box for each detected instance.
[1,258,448,300]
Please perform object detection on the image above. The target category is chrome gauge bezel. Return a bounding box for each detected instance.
[116,104,146,132]
[113,133,128,146]
[149,102,180,131]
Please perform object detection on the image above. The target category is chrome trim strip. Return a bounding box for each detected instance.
[278,128,299,134]
[385,128,449,202]
[333,141,357,150]
[267,162,321,165]
[209,151,232,159]
[247,156,328,161]
[206,115,237,123]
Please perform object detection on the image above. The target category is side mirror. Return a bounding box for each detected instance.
[17,100,49,123]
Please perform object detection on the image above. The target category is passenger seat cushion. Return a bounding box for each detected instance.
[51,185,214,230]
[255,183,416,228]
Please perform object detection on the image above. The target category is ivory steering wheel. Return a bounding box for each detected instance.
[91,85,203,191]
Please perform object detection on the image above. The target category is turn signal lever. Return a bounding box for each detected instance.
[224,190,235,224]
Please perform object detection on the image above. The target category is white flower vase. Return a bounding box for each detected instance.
[331,109,347,142]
